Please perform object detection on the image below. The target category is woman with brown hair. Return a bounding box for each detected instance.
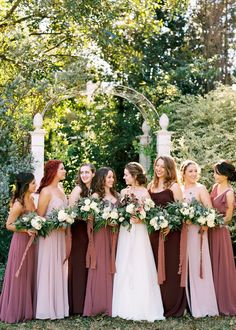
[68,163,95,315]
[112,162,164,322]
[83,167,118,317]
[35,160,69,320]
[148,155,186,317]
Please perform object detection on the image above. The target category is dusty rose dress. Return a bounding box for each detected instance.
[0,208,36,323]
[149,189,187,317]
[35,196,69,319]
[209,185,236,315]
[83,202,118,317]
[183,188,218,318]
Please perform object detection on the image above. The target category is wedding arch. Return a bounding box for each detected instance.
[31,82,171,185]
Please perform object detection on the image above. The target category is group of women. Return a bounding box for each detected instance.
[0,156,236,323]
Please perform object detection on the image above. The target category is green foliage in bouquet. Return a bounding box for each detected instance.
[14,212,52,238]
[93,203,119,233]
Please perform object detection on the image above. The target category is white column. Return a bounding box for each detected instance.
[30,113,46,187]
[157,114,172,156]
[139,120,151,173]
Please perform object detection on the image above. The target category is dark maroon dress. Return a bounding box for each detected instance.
[149,189,187,317]
[68,220,88,315]
[208,185,236,315]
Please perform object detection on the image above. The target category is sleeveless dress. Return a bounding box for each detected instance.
[208,185,236,315]
[83,201,118,317]
[68,219,88,315]
[183,188,218,317]
[112,197,164,322]
[0,216,36,323]
[149,189,187,317]
[35,196,69,319]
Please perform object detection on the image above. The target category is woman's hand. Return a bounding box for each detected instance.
[130,216,142,224]
[186,220,192,225]
[27,229,37,236]
[200,225,208,232]
[162,226,171,237]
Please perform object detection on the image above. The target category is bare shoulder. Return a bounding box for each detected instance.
[120,188,128,196]
[170,182,181,191]
[92,192,99,199]
[71,185,82,195]
[226,189,235,199]
[11,200,24,212]
[197,183,208,192]
[39,187,52,199]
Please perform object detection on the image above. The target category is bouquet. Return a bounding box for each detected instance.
[47,205,77,230]
[145,206,169,234]
[118,194,155,231]
[76,197,101,221]
[94,203,119,233]
[15,211,51,237]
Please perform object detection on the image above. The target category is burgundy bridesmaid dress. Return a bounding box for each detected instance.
[149,189,187,317]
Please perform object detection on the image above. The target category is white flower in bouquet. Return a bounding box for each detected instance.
[139,209,146,220]
[206,209,215,222]
[126,203,135,214]
[58,209,68,222]
[207,218,215,228]
[150,217,159,231]
[119,216,125,223]
[197,216,206,225]
[81,204,91,212]
[90,201,100,213]
[144,198,155,211]
[71,212,77,219]
[65,215,75,225]
[180,207,190,216]
[84,198,91,205]
[159,218,168,229]
[189,207,195,219]
[31,217,42,230]
[110,209,119,220]
[102,210,110,220]
[22,216,29,223]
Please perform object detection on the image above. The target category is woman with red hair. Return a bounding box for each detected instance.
[35,160,69,320]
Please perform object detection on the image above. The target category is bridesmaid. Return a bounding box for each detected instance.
[148,156,187,317]
[208,160,236,315]
[35,160,69,320]
[181,160,218,318]
[68,163,96,315]
[83,167,118,317]
[0,173,37,323]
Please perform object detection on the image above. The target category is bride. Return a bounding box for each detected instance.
[112,162,164,322]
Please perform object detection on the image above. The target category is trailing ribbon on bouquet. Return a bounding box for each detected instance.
[199,229,204,279]
[15,235,35,278]
[158,231,166,285]
[178,223,188,287]
[110,231,118,274]
[86,216,96,269]
[63,226,72,264]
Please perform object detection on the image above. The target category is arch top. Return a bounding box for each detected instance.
[41,82,159,130]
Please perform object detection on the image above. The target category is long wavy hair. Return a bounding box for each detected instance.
[75,163,96,197]
[12,172,35,206]
[125,162,147,186]
[37,160,62,193]
[93,167,118,199]
[150,156,178,190]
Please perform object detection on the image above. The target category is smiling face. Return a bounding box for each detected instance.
[123,168,135,186]
[183,163,199,184]
[80,165,95,186]
[56,163,66,181]
[105,170,115,189]
[28,178,37,193]
[214,171,228,184]
[154,158,166,179]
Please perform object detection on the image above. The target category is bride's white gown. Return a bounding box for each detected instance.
[112,222,165,322]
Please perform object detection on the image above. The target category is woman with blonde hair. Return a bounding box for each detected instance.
[181,160,218,318]
[148,155,186,317]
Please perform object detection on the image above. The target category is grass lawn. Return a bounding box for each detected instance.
[0,314,236,330]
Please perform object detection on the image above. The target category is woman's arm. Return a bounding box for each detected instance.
[171,183,183,202]
[225,190,235,224]
[199,185,212,208]
[69,186,82,206]
[37,189,51,217]
[6,202,23,232]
